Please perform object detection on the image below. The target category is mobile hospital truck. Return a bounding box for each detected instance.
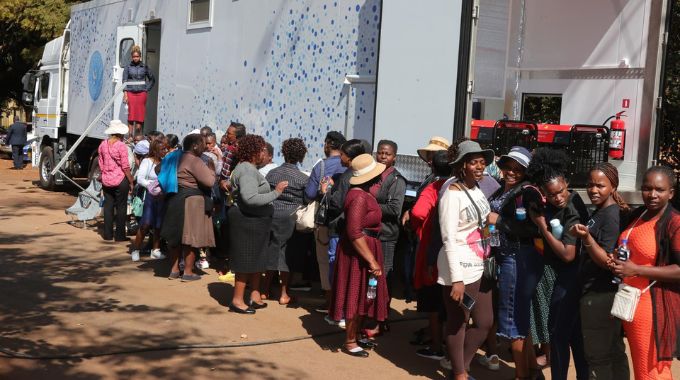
[23,0,671,202]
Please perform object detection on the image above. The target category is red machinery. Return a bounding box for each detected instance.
[608,111,626,160]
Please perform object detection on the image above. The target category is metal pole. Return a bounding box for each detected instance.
[50,81,145,176]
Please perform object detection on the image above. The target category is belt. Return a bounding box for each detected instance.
[363,229,380,239]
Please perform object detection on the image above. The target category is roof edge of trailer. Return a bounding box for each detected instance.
[72,0,125,13]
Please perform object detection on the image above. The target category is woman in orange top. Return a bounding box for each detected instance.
[610,166,680,380]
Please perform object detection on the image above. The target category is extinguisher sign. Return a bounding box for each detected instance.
[622,99,630,108]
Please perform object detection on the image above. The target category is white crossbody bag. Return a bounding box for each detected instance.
[610,210,657,322]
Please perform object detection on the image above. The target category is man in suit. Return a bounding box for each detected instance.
[6,119,27,169]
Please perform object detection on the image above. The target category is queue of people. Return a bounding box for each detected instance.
[96,118,679,379]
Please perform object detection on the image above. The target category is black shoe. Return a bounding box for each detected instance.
[357,338,377,350]
[314,303,329,314]
[229,304,256,314]
[249,301,267,310]
[341,346,369,358]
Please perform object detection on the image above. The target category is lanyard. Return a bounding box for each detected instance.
[624,210,647,241]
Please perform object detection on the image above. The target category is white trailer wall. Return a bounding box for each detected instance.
[68,0,381,167]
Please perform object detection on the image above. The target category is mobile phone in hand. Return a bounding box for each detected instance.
[462,292,476,311]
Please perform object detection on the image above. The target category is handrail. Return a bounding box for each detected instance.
[50,81,145,176]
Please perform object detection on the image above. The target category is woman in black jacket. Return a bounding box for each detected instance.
[122,45,155,137]
[486,147,544,379]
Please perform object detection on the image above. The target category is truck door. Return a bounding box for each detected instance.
[113,25,144,122]
[373,0,471,155]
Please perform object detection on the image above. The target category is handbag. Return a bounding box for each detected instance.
[610,281,656,322]
[453,182,495,281]
[294,201,318,232]
[312,158,329,226]
[610,210,654,322]
[131,189,145,218]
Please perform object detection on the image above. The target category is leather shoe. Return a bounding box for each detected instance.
[228,303,255,314]
[249,301,268,310]
[341,346,369,358]
[357,338,377,350]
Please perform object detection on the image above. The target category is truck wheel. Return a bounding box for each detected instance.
[39,146,56,190]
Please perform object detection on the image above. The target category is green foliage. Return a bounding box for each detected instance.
[522,95,562,124]
[658,0,680,208]
[0,0,79,112]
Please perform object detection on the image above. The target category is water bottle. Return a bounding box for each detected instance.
[550,219,563,240]
[612,239,630,284]
[515,207,527,221]
[488,224,500,247]
[367,275,378,300]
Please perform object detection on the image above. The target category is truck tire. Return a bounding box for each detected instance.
[39,146,56,190]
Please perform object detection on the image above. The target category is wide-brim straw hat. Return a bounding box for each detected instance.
[349,153,386,185]
[417,136,450,161]
[449,140,495,166]
[104,120,128,135]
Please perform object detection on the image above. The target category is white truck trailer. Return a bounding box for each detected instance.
[22,0,671,200]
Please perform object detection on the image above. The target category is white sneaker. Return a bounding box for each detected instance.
[196,258,209,270]
[131,250,140,262]
[477,354,500,371]
[149,249,166,260]
[440,357,451,370]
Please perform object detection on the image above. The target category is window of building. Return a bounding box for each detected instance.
[521,93,562,124]
[187,0,212,29]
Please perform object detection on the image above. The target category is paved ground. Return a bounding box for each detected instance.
[0,158,678,379]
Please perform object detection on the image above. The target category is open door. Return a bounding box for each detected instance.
[113,24,144,123]
[373,0,469,155]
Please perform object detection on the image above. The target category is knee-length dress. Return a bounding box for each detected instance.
[622,217,673,380]
[330,188,389,322]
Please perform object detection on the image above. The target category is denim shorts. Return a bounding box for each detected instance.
[496,243,543,340]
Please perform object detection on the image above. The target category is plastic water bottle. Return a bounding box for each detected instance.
[488,224,500,247]
[612,239,630,284]
[367,275,378,300]
[550,219,563,240]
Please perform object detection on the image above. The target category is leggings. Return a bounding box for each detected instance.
[443,277,494,375]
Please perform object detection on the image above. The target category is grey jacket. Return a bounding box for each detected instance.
[123,62,155,92]
[6,122,27,146]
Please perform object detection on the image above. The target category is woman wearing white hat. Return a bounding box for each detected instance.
[328,153,389,358]
[98,120,135,241]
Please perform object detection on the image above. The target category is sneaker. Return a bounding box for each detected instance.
[440,357,451,370]
[416,347,445,360]
[149,249,166,260]
[196,258,209,270]
[477,354,500,371]
[131,250,140,262]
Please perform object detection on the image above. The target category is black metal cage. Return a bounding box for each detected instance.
[567,125,610,187]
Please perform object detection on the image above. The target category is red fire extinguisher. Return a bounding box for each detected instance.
[608,111,626,160]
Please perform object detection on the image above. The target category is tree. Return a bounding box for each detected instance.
[0,0,80,113]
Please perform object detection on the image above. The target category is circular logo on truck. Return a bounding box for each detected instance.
[88,51,104,101]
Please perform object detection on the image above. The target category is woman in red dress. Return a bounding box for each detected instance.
[329,153,389,358]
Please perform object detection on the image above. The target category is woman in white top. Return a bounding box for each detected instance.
[131,138,168,261]
[438,139,495,380]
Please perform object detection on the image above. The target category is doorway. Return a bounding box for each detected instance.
[144,21,161,134]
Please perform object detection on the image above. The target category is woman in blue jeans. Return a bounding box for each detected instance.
[487,147,544,379]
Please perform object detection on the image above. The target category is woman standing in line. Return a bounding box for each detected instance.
[262,138,309,305]
[328,153,388,358]
[570,163,630,379]
[438,140,495,380]
[160,134,215,282]
[131,139,168,262]
[98,120,135,242]
[486,146,545,380]
[122,45,155,137]
[228,135,287,314]
[610,166,680,380]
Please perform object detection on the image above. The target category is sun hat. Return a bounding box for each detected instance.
[349,153,386,185]
[449,140,495,166]
[104,120,128,135]
[417,136,450,162]
[497,146,532,169]
[133,139,150,155]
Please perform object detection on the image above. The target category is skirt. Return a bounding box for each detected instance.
[140,191,165,229]
[127,91,147,123]
[530,263,557,344]
[182,195,215,248]
[266,213,296,272]
[228,206,272,273]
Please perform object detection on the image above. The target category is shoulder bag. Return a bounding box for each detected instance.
[295,159,324,231]
[611,210,656,322]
